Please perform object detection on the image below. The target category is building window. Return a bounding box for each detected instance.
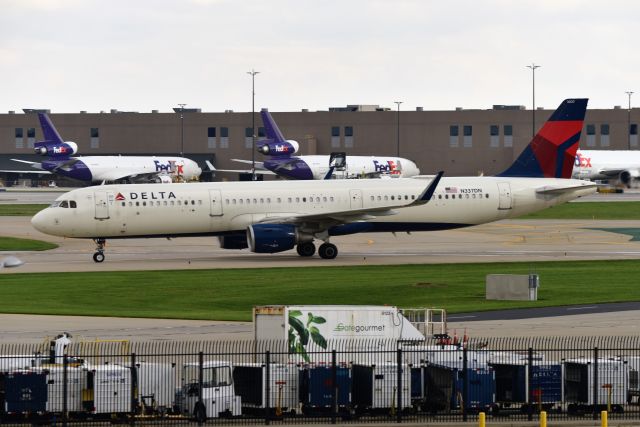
[207,127,216,149]
[344,126,354,148]
[331,126,340,148]
[258,127,266,140]
[489,125,499,148]
[15,128,23,149]
[600,123,610,147]
[504,125,513,148]
[245,127,253,149]
[90,127,99,149]
[586,124,596,147]
[463,125,472,148]
[220,127,229,148]
[449,125,459,148]
[27,128,35,149]
[631,123,638,148]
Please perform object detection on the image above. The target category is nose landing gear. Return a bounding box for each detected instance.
[92,238,106,263]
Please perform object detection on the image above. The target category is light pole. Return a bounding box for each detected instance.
[626,91,634,150]
[526,63,541,137]
[177,103,186,156]
[247,69,260,181]
[394,101,402,157]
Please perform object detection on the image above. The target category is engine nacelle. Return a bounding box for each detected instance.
[218,234,249,250]
[256,139,299,156]
[246,224,298,253]
[34,141,78,157]
[619,169,639,187]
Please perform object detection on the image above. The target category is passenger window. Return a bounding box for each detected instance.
[377,196,381,201]
[323,197,327,202]
[121,202,125,207]
[260,198,264,203]
[384,196,388,201]
[303,197,307,202]
[404,195,408,200]
[316,197,320,202]
[136,202,140,206]
[253,198,257,204]
[412,195,415,200]
[170,201,174,206]
[129,202,133,207]
[330,197,334,202]
[143,202,147,206]
[233,199,236,204]
[191,200,195,205]
[391,196,395,200]
[296,197,300,203]
[445,195,449,199]
[438,195,442,199]
[239,199,243,204]
[163,201,167,206]
[157,201,161,206]
[277,198,282,203]
[198,200,202,205]
[246,199,250,204]
[486,194,489,198]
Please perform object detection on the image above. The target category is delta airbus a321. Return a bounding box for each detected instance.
[31,99,596,262]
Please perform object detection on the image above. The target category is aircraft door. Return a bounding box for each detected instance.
[94,192,110,219]
[209,189,223,216]
[350,189,363,209]
[497,182,512,210]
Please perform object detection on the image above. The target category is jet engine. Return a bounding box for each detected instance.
[246,224,301,253]
[256,139,299,156]
[34,141,78,157]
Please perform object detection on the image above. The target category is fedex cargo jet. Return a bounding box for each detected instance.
[210,109,420,179]
[31,99,595,262]
[572,149,640,187]
[11,113,202,184]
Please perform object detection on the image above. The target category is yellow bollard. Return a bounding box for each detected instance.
[478,411,485,427]
[540,410,547,427]
[601,410,608,427]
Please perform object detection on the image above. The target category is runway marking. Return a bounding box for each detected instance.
[566,306,598,311]
[448,315,477,320]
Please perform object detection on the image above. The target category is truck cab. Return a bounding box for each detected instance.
[180,361,241,422]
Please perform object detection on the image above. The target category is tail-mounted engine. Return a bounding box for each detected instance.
[34,141,78,157]
[256,139,299,156]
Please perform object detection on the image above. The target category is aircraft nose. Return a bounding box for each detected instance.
[31,209,52,234]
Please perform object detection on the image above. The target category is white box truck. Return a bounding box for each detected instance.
[254,305,425,363]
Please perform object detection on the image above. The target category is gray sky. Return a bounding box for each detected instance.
[1,0,638,113]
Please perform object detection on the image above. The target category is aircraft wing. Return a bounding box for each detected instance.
[230,159,267,170]
[257,172,443,228]
[536,182,598,194]
[11,159,46,169]
[0,169,51,175]
[206,161,275,175]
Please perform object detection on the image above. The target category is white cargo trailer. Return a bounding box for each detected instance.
[39,366,85,413]
[563,358,628,413]
[84,365,132,414]
[133,362,176,413]
[232,363,299,414]
[351,363,412,412]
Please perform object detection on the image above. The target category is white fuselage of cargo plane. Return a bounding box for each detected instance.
[32,177,595,256]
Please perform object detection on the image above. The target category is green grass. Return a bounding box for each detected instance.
[0,237,57,251]
[1,261,639,321]
[520,201,640,220]
[0,204,48,216]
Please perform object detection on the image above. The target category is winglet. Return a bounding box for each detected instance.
[411,171,443,205]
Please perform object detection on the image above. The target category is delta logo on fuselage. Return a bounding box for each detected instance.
[575,154,592,168]
[373,160,400,174]
[115,191,177,201]
[154,160,184,175]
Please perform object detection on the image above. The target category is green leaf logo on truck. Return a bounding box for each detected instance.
[288,311,328,361]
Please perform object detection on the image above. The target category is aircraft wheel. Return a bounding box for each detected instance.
[318,243,338,259]
[93,252,105,263]
[296,242,316,257]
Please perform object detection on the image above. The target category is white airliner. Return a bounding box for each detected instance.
[31,99,596,262]
[9,113,202,184]
[572,149,640,187]
[211,109,420,179]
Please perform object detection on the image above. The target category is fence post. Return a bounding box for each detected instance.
[593,347,599,421]
[396,347,402,423]
[265,350,271,426]
[130,352,136,427]
[462,346,468,422]
[528,347,534,422]
[63,353,68,427]
[332,349,337,425]
[198,351,203,426]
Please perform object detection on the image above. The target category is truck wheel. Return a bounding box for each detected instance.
[194,403,206,423]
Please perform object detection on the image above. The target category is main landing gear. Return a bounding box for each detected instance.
[295,241,338,259]
[92,238,106,263]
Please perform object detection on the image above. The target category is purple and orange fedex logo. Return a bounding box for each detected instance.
[575,154,592,168]
[373,160,400,174]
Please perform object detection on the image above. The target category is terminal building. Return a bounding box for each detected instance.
[0,104,637,186]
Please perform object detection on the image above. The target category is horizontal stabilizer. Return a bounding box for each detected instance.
[536,183,597,194]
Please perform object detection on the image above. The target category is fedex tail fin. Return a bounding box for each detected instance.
[257,109,299,156]
[34,113,77,158]
[497,98,588,178]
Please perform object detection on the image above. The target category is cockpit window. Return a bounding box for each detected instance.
[70,201,77,208]
[59,201,69,208]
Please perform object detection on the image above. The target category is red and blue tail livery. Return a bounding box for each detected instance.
[498,98,588,179]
